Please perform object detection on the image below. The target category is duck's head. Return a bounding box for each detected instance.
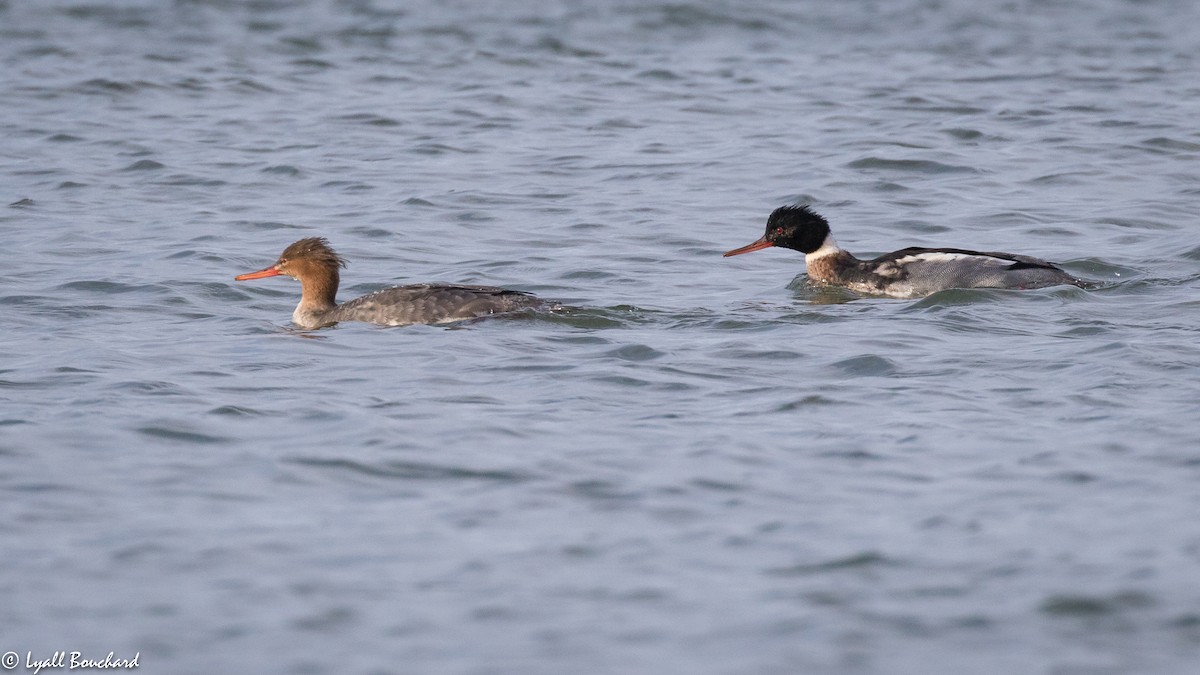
[723,204,831,257]
[235,237,347,282]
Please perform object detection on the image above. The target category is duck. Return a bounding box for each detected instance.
[724,204,1087,298]
[235,237,547,328]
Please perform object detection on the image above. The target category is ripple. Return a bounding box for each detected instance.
[568,479,638,502]
[829,354,898,377]
[846,157,980,174]
[289,457,535,483]
[766,551,893,577]
[77,78,158,94]
[719,348,803,361]
[122,159,165,171]
[538,308,643,329]
[56,280,167,295]
[1040,591,1156,617]
[261,164,301,176]
[605,344,665,362]
[1142,137,1200,153]
[228,77,275,93]
[290,607,356,632]
[636,68,682,81]
[1097,217,1172,230]
[115,380,189,396]
[903,288,1012,309]
[409,142,475,155]
[137,425,231,444]
[773,394,840,411]
[943,128,984,140]
[206,405,272,417]
[335,113,402,127]
[290,58,334,69]
[534,36,604,58]
[562,270,620,280]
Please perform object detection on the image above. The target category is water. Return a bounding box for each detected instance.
[3,1,1200,673]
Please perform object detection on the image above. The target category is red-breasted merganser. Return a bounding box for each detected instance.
[235,237,546,328]
[724,204,1088,298]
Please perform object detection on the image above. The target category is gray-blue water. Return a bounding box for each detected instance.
[3,1,1200,673]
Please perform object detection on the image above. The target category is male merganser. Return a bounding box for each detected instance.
[235,237,546,328]
[724,204,1088,298]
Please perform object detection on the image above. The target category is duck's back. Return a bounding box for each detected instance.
[327,284,544,326]
[865,248,1085,297]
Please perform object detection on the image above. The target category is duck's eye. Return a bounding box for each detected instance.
[774,227,785,236]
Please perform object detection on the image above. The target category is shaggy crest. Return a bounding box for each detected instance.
[279,237,348,269]
[767,204,828,231]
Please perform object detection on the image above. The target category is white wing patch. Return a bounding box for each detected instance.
[893,252,1009,267]
[875,262,903,277]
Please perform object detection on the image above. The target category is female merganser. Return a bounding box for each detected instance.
[724,204,1087,298]
[234,237,546,328]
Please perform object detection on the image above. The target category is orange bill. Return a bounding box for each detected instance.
[723,238,774,257]
[234,266,281,281]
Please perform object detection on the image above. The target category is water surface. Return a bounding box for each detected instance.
[2,1,1200,673]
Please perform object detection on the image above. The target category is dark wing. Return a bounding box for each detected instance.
[873,247,1066,270]
[867,247,1082,292]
